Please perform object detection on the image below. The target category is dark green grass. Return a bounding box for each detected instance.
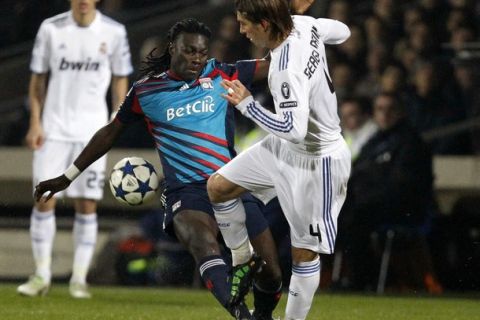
[0,284,478,320]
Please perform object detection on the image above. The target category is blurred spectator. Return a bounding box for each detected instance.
[372,0,402,38]
[446,9,473,37]
[402,5,426,36]
[340,93,442,293]
[355,44,388,99]
[339,97,377,161]
[2,0,480,157]
[210,14,250,62]
[327,0,352,25]
[338,25,367,70]
[453,60,480,153]
[332,62,355,104]
[364,15,390,48]
[405,61,469,154]
[450,24,477,52]
[419,0,450,40]
[408,21,438,58]
[379,63,407,95]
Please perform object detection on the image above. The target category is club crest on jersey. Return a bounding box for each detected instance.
[199,77,214,90]
[99,42,107,54]
[281,82,290,99]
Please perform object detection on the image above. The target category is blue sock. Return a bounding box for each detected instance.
[199,255,231,309]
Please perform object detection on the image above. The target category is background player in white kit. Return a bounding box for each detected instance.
[17,0,132,298]
[207,0,351,319]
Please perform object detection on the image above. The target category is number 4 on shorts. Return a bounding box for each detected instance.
[309,223,322,242]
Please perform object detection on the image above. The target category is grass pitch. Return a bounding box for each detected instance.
[0,284,478,320]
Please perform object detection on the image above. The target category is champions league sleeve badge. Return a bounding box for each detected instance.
[199,77,214,90]
[279,82,297,108]
[281,82,290,99]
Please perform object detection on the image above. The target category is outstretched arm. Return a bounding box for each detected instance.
[316,18,350,44]
[290,0,315,14]
[34,120,125,201]
[222,72,309,144]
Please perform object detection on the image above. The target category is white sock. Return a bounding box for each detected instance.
[212,198,250,264]
[231,239,253,266]
[30,207,55,283]
[285,257,321,320]
[71,213,97,284]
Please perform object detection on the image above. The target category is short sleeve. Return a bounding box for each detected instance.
[215,59,257,89]
[111,26,133,76]
[235,60,257,88]
[116,86,144,124]
[30,22,50,74]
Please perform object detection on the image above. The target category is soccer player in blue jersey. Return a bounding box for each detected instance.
[33,18,283,320]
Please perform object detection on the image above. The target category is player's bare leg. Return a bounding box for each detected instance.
[173,209,252,320]
[250,229,283,320]
[17,198,56,296]
[69,198,97,298]
[207,173,247,202]
[285,247,320,320]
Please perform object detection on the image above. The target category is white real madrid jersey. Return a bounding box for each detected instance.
[30,10,133,142]
[236,15,350,154]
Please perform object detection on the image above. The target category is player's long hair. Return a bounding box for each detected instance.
[140,18,212,77]
[235,0,293,42]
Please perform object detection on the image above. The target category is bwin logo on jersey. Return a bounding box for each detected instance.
[166,96,215,121]
[59,57,100,71]
[281,82,290,99]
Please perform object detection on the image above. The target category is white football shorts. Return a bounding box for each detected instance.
[217,135,351,254]
[33,139,107,200]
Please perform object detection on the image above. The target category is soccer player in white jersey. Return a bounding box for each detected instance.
[207,0,351,319]
[17,0,132,299]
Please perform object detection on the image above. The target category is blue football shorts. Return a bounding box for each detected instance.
[163,183,269,240]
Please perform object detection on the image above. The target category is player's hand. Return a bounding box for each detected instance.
[290,0,315,14]
[34,175,71,202]
[25,124,44,150]
[221,79,252,106]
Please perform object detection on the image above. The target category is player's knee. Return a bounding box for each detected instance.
[206,174,224,203]
[264,263,283,284]
[73,198,97,213]
[291,247,319,265]
[256,265,283,291]
[190,231,219,259]
[174,213,220,259]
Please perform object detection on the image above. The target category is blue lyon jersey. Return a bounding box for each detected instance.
[116,58,257,190]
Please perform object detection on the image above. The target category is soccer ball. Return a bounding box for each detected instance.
[109,157,159,206]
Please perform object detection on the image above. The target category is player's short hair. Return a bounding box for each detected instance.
[140,18,211,77]
[235,0,293,42]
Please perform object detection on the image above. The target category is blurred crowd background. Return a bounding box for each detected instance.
[0,0,479,295]
[1,0,480,153]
